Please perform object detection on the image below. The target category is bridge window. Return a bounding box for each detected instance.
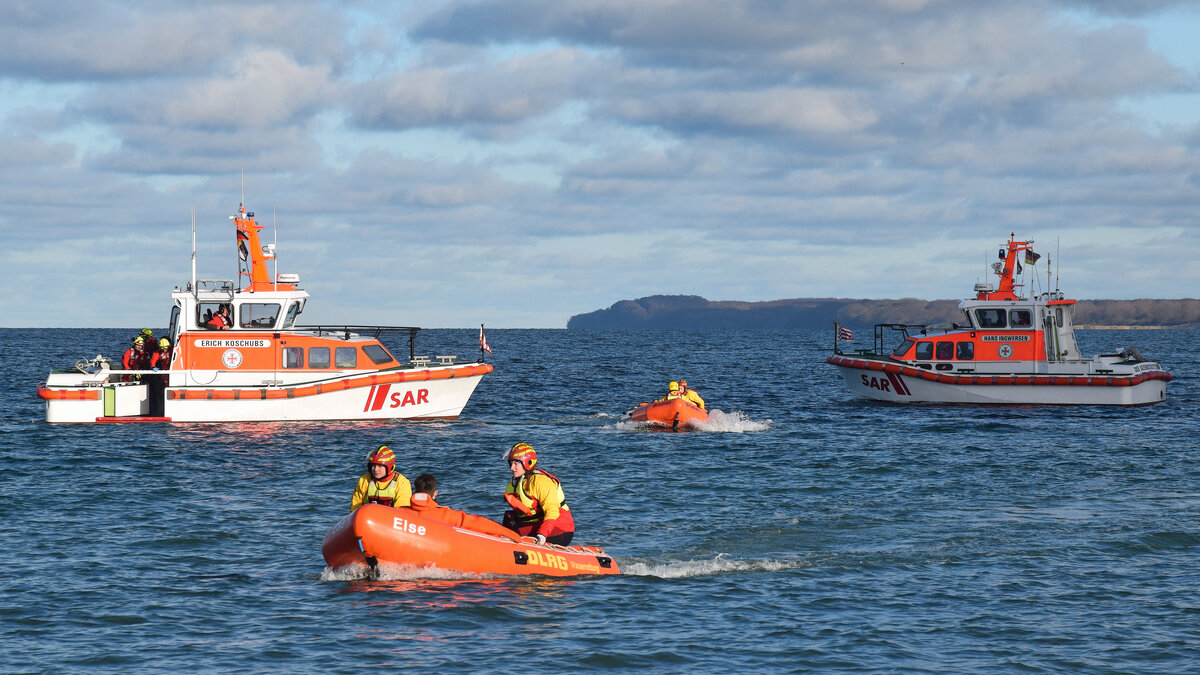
[976,309,1007,328]
[891,338,915,358]
[915,342,934,360]
[282,302,301,328]
[363,344,394,365]
[240,303,281,329]
[283,347,304,368]
[335,347,357,368]
[956,342,974,360]
[1009,308,1032,328]
[309,347,330,369]
[936,341,954,360]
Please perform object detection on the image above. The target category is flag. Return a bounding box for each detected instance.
[837,324,853,341]
[479,325,492,355]
[237,229,249,261]
[1025,250,1040,265]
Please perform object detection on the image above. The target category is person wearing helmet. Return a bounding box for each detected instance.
[408,473,519,542]
[350,445,412,511]
[655,381,682,402]
[151,338,173,371]
[121,336,150,381]
[501,442,574,546]
[677,380,705,410]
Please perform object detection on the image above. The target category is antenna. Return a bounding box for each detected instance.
[191,205,197,292]
[273,202,278,291]
[240,168,245,208]
[1055,237,1061,291]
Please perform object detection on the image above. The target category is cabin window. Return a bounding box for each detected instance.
[283,302,301,328]
[1055,307,1064,328]
[335,347,357,368]
[915,342,934,360]
[283,347,304,368]
[240,303,281,329]
[976,309,1007,328]
[935,341,954,360]
[956,342,974,360]
[198,302,231,329]
[891,338,916,359]
[363,344,394,365]
[1009,308,1032,328]
[309,347,330,369]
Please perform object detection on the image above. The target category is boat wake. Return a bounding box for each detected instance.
[322,562,498,582]
[621,554,805,578]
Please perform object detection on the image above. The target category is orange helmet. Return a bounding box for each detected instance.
[367,445,396,480]
[507,442,537,471]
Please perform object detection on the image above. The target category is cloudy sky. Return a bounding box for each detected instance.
[2,0,1198,328]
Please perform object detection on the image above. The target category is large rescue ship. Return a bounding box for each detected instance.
[39,203,492,423]
[827,235,1172,406]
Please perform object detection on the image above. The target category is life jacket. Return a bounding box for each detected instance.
[503,468,569,523]
[365,475,407,507]
[151,350,172,370]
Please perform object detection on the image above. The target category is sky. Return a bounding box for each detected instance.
[2,0,1199,328]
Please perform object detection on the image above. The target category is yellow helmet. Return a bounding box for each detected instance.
[668,381,679,392]
[158,338,170,349]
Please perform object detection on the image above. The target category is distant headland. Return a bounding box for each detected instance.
[566,295,1200,330]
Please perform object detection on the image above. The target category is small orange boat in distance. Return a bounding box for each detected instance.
[623,398,708,430]
[322,504,619,578]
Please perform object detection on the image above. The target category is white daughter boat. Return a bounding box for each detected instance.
[39,203,492,423]
[827,235,1172,406]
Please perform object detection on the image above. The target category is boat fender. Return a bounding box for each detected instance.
[505,493,537,516]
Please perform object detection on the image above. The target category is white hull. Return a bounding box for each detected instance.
[830,358,1170,406]
[41,364,489,423]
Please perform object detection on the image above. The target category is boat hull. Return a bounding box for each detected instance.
[623,398,709,429]
[322,504,619,577]
[828,355,1171,406]
[40,363,491,423]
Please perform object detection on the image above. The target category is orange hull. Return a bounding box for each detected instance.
[322,504,619,577]
[624,398,708,429]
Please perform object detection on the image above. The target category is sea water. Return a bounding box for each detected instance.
[2,328,1198,672]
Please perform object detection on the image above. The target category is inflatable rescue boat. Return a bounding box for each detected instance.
[622,398,708,430]
[322,504,619,577]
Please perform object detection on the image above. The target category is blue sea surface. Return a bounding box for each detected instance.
[2,328,1198,672]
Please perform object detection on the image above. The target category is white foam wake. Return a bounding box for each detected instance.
[690,409,772,432]
[621,554,804,578]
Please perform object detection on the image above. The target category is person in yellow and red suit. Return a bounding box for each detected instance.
[502,442,574,546]
[121,336,151,381]
[678,379,705,410]
[409,473,520,542]
[655,381,682,402]
[150,338,173,370]
[350,446,412,511]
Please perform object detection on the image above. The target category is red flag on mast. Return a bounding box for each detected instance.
[479,325,492,355]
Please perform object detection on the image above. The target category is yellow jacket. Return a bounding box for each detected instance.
[351,472,412,511]
[682,389,705,409]
[504,471,569,523]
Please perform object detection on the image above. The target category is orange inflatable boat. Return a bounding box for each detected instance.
[623,398,708,430]
[322,504,620,577]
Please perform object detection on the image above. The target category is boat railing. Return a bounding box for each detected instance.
[295,325,422,362]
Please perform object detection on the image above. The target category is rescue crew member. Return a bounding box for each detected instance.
[502,442,574,546]
[350,445,412,511]
[206,305,232,330]
[121,337,150,381]
[656,381,682,402]
[409,474,519,542]
[151,338,172,370]
[138,328,155,347]
[678,380,705,410]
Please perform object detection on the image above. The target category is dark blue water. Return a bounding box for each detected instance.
[3,328,1198,672]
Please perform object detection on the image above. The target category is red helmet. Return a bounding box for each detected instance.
[367,445,396,480]
[507,442,537,471]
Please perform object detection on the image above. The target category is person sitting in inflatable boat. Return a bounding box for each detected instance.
[410,473,520,542]
[351,445,412,510]
[677,380,705,409]
[502,443,575,546]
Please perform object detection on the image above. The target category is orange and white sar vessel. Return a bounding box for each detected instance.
[39,203,492,423]
[322,504,619,578]
[827,235,1172,406]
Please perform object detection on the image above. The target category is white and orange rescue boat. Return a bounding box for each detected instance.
[827,235,1172,406]
[39,202,492,423]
